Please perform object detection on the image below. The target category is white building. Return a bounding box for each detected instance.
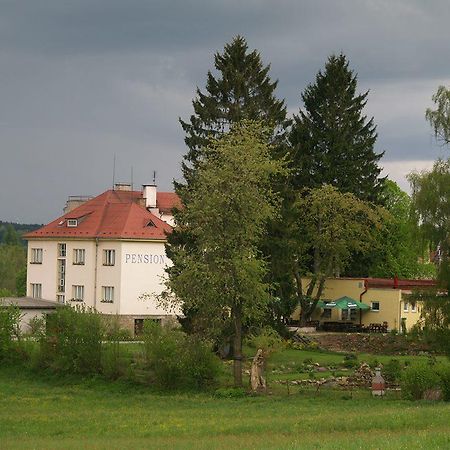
[24,184,181,333]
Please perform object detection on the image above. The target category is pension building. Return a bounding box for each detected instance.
[25,184,180,333]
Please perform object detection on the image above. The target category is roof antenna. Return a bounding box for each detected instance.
[131,166,134,192]
[153,170,156,185]
[112,154,116,190]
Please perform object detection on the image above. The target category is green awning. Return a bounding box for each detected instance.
[321,296,370,310]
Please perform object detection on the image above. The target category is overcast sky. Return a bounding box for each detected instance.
[1,0,449,224]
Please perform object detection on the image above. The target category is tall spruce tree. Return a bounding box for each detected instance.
[168,36,294,335]
[290,53,384,202]
[179,35,288,182]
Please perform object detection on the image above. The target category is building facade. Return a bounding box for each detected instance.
[25,184,181,333]
[293,277,436,332]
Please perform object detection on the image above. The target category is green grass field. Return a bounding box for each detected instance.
[1,362,449,450]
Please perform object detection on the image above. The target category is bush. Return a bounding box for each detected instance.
[383,359,402,384]
[142,321,220,390]
[437,365,450,401]
[245,327,283,356]
[38,306,103,375]
[213,387,247,398]
[342,353,358,368]
[401,363,440,400]
[0,304,21,362]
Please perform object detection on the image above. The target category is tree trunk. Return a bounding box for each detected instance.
[232,306,243,387]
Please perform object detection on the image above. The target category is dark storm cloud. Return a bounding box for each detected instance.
[1,0,450,222]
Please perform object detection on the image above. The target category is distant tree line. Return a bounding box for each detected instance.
[0,223,40,297]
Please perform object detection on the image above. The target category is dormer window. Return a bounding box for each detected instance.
[146,220,155,227]
[67,219,78,227]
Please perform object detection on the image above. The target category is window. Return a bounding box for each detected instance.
[72,285,84,302]
[403,301,409,312]
[31,283,42,299]
[371,302,380,312]
[57,259,66,293]
[342,308,357,321]
[101,286,114,303]
[30,248,43,264]
[103,249,115,266]
[411,302,417,313]
[58,243,66,257]
[73,249,85,265]
[67,219,78,227]
[322,308,332,319]
[56,294,65,304]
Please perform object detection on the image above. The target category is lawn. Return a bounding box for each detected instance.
[1,364,449,450]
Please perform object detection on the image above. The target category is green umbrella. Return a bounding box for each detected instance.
[328,296,370,310]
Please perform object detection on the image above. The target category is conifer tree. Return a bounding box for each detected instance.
[179,35,288,182]
[290,53,384,202]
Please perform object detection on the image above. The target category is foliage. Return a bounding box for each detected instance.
[213,387,247,398]
[400,363,441,400]
[408,158,450,250]
[291,185,384,323]
[426,85,450,145]
[178,35,287,181]
[38,306,103,375]
[164,121,286,385]
[0,244,26,294]
[383,359,402,384]
[171,35,290,335]
[142,321,220,390]
[362,180,427,279]
[245,327,284,356]
[290,53,384,203]
[15,267,27,297]
[437,364,450,401]
[0,304,21,361]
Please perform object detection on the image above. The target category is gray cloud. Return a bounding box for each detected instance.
[1,0,450,222]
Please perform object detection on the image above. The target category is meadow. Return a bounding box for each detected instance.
[1,347,449,450]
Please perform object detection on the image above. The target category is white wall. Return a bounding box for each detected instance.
[27,241,57,301]
[119,240,177,315]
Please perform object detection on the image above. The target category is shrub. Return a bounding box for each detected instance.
[245,327,283,356]
[39,305,103,375]
[437,365,450,401]
[401,363,440,400]
[342,353,358,368]
[213,387,247,398]
[142,321,220,390]
[0,304,21,362]
[383,359,402,384]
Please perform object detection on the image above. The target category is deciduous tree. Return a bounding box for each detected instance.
[163,121,285,386]
[426,85,450,145]
[291,185,383,324]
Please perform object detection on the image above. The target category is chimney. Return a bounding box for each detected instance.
[114,182,132,191]
[143,184,157,211]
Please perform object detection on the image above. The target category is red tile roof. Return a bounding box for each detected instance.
[24,189,178,240]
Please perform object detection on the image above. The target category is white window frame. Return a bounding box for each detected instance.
[58,243,67,257]
[411,302,417,313]
[56,294,65,304]
[371,301,380,312]
[67,219,78,227]
[30,248,43,264]
[403,301,409,312]
[72,285,84,302]
[73,248,86,265]
[103,249,115,266]
[101,286,114,303]
[31,283,42,299]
